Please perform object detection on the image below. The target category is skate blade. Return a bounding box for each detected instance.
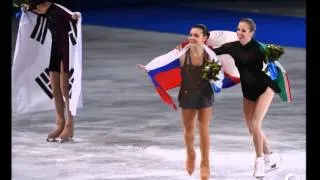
[46,138,59,142]
[253,174,265,179]
[265,164,279,173]
[58,137,74,143]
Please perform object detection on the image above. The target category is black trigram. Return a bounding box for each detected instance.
[69,68,74,98]
[35,68,75,99]
[69,21,77,45]
[30,15,78,45]
[30,15,48,44]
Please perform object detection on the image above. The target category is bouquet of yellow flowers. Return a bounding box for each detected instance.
[265,44,284,61]
[258,41,284,63]
[201,60,222,81]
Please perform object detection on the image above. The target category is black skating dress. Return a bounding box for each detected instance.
[43,4,77,73]
[178,49,214,109]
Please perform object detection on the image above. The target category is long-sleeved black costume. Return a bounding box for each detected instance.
[212,39,280,101]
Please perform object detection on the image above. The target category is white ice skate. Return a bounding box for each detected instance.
[265,152,280,172]
[253,157,265,178]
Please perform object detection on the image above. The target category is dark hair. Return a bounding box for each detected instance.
[239,18,256,32]
[191,24,210,38]
[29,0,51,9]
[29,0,47,5]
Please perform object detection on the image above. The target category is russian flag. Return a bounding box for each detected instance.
[218,54,241,88]
[207,31,241,89]
[145,48,188,110]
[144,45,224,110]
[147,59,180,110]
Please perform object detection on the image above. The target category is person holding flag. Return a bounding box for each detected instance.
[209,18,286,178]
[12,0,82,142]
[138,24,224,180]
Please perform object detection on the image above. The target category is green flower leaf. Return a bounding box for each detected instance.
[13,0,30,7]
[265,44,284,61]
[201,61,222,81]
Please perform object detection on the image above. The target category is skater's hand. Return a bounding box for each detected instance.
[175,44,182,51]
[175,40,189,50]
[21,4,29,12]
[137,64,148,73]
[72,12,80,20]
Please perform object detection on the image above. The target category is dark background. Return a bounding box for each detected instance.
[12,0,305,10]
